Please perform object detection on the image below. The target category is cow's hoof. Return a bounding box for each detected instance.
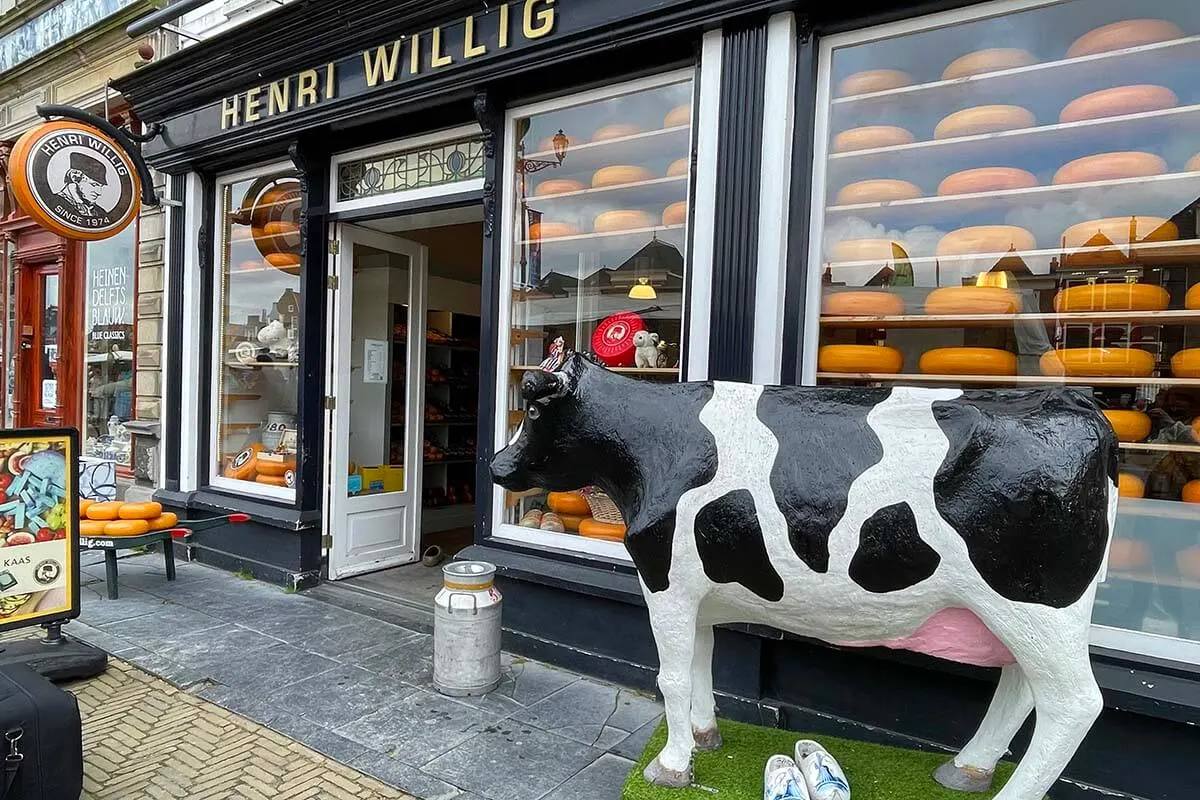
[644,757,692,788]
[693,725,722,751]
[934,760,994,793]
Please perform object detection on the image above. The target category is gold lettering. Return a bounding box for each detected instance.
[464,14,486,59]
[499,3,509,48]
[325,62,336,99]
[431,26,452,67]
[245,87,263,122]
[221,95,240,129]
[523,0,555,39]
[297,69,319,107]
[268,78,291,115]
[364,41,401,87]
[410,32,421,74]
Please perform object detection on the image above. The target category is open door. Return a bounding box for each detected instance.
[325,223,428,579]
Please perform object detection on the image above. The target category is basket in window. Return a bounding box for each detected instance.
[581,486,624,525]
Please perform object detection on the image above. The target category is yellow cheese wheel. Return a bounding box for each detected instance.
[558,514,587,533]
[667,158,690,177]
[263,220,299,237]
[1118,473,1145,498]
[923,287,1019,315]
[78,499,94,516]
[828,239,907,263]
[1101,409,1152,442]
[1054,283,1169,312]
[937,167,1037,196]
[1185,481,1200,504]
[593,210,656,233]
[662,201,688,226]
[256,474,288,487]
[1040,348,1155,378]
[831,126,914,153]
[534,178,586,196]
[266,252,300,270]
[592,123,643,142]
[529,221,577,239]
[119,502,162,520]
[837,69,913,97]
[1187,153,1200,172]
[934,105,1034,139]
[818,344,904,374]
[86,501,123,521]
[224,444,263,480]
[80,519,107,536]
[834,179,921,205]
[1108,538,1150,570]
[919,347,1018,376]
[591,165,654,188]
[578,518,627,541]
[255,458,296,477]
[1176,545,1200,580]
[104,519,151,537]
[1061,216,1178,267]
[1171,348,1200,378]
[1052,152,1167,185]
[548,491,590,516]
[1060,85,1177,124]
[147,513,179,532]
[663,105,691,128]
[1067,19,1183,58]
[821,291,905,316]
[942,48,1036,80]
[937,225,1036,257]
[1186,284,1200,310]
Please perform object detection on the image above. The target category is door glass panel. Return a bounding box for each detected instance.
[38,274,59,411]
[84,226,136,466]
[346,242,410,496]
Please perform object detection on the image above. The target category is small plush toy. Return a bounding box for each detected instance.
[540,336,566,372]
[257,320,290,360]
[634,330,661,369]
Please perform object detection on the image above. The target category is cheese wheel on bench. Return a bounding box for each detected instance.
[818,344,903,374]
[832,126,914,153]
[1054,283,1169,312]
[1040,348,1155,378]
[935,105,1034,139]
[1060,85,1177,123]
[835,179,921,204]
[937,225,1036,257]
[821,291,905,316]
[919,347,1018,375]
[937,167,1037,196]
[1053,151,1167,185]
[942,48,1036,80]
[1067,19,1183,58]
[837,69,913,96]
[923,287,1019,315]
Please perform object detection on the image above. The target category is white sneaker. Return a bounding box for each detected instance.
[764,754,811,800]
[794,740,851,800]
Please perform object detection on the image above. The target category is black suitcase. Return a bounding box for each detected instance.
[0,664,82,800]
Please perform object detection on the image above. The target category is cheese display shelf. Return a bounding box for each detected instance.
[823,238,1200,272]
[521,124,689,174]
[517,223,687,249]
[815,372,1200,388]
[528,174,688,207]
[820,309,1200,328]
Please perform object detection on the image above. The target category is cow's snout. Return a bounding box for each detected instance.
[489,445,529,490]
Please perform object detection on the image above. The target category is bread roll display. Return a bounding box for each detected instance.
[934,105,1035,139]
[663,105,691,128]
[919,347,1018,376]
[661,201,688,226]
[942,48,1037,80]
[834,179,922,205]
[828,238,907,263]
[593,209,656,233]
[923,287,1019,315]
[534,178,586,196]
[937,167,1037,196]
[529,221,577,239]
[937,225,1036,257]
[821,291,906,316]
[1067,19,1183,58]
[667,158,690,177]
[1053,283,1169,312]
[591,123,643,142]
[1052,152,1167,185]
[591,165,655,188]
[1059,85,1177,123]
[1040,348,1155,378]
[836,69,913,97]
[818,344,904,374]
[832,126,915,153]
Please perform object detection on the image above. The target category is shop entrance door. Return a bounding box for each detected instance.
[326,223,428,579]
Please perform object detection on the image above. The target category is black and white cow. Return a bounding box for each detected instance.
[490,352,1118,800]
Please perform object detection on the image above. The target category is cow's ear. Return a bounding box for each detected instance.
[521,370,563,405]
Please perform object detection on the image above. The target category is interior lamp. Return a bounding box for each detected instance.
[629,277,657,300]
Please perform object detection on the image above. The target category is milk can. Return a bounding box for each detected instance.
[433,561,502,697]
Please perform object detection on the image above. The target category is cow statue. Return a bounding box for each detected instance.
[490,352,1117,800]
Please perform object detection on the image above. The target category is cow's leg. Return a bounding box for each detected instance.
[935,664,1033,792]
[643,593,699,788]
[690,622,721,751]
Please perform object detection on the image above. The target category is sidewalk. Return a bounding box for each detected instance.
[66,551,662,800]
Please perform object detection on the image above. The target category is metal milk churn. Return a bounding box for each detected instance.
[433,561,502,697]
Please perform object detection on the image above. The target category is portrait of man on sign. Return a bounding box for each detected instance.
[55,151,109,218]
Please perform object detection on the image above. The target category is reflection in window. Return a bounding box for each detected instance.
[84,226,136,466]
[39,273,59,410]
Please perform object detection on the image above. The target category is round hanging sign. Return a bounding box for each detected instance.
[591,312,646,367]
[9,120,141,241]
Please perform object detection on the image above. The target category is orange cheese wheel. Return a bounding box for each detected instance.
[1171,348,1200,378]
[1067,19,1183,58]
[942,48,1036,80]
[534,179,586,196]
[837,69,913,96]
[104,519,150,537]
[1187,153,1200,172]
[255,458,297,477]
[78,499,94,516]
[1108,538,1150,571]
[923,287,1018,315]
[266,252,300,269]
[1052,152,1167,185]
[119,502,162,520]
[918,347,1017,376]
[937,225,1036,257]
[147,513,179,532]
[1184,481,1200,504]
[1060,85,1177,123]
[834,179,921,205]
[239,260,264,271]
[663,105,691,128]
[592,124,643,142]
[1118,473,1145,498]
[1062,216,1177,249]
[1054,284,1169,312]
[86,501,123,521]
[559,514,587,533]
[1177,545,1200,580]
[662,201,688,226]
[818,344,904,374]
[263,220,299,237]
[1102,410,1153,442]
[831,126,914,153]
[821,291,905,316]
[828,239,907,263]
[224,444,262,480]
[529,221,577,239]
[934,105,1034,139]
[1186,284,1200,310]
[547,491,590,516]
[591,165,654,188]
[594,210,655,233]
[578,518,626,541]
[667,158,690,177]
[256,474,288,487]
[80,519,107,536]
[937,167,1037,196]
[1040,349,1155,378]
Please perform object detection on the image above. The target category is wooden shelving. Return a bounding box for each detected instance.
[820,309,1200,329]
[824,237,1200,271]
[510,365,680,378]
[522,124,690,174]
[815,372,1200,388]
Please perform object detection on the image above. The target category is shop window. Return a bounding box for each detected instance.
[336,136,486,203]
[84,225,136,467]
[808,0,1200,658]
[210,166,301,499]
[496,71,695,555]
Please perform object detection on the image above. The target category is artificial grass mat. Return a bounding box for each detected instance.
[623,718,1020,800]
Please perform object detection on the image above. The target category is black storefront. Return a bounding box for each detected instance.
[115,1,1199,798]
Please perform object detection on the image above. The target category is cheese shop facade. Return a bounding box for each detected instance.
[114,0,1198,797]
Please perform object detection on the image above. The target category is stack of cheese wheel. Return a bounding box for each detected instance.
[1060,216,1178,267]
[1186,284,1200,310]
[828,238,907,264]
[592,165,654,188]
[535,178,586,196]
[594,210,655,233]
[1041,348,1155,378]
[836,69,913,96]
[1178,546,1200,582]
[919,347,1018,376]
[664,105,691,128]
[1067,19,1183,58]
[592,123,642,142]
[942,48,1036,79]
[1052,152,1167,185]
[662,202,688,227]
[1053,283,1169,312]
[923,286,1019,315]
[529,221,577,239]
[832,126,915,153]
[834,179,921,204]
[250,181,301,260]
[818,344,904,374]
[1101,409,1152,441]
[937,225,1036,257]
[937,167,1037,196]
[1108,538,1150,571]
[80,500,178,537]
[221,444,296,486]
[1171,349,1200,378]
[821,290,905,317]
[547,491,590,533]
[934,105,1034,139]
[667,158,690,177]
[1117,473,1145,498]
[1059,85,1177,124]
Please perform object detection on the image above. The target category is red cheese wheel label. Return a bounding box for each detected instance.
[591,313,646,366]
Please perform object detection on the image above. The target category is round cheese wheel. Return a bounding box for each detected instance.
[1171,348,1200,378]
[256,474,288,487]
[1062,216,1177,251]
[662,201,688,226]
[80,519,107,536]
[821,291,905,316]
[253,224,299,253]
[1053,151,1167,185]
[663,105,691,128]
[1118,473,1145,498]
[592,123,643,142]
[1060,85,1177,123]
[578,518,626,541]
[1177,545,1200,581]
[548,492,590,516]
[1040,348,1155,378]
[1054,283,1169,312]
[919,347,1018,376]
[558,514,586,533]
[263,220,299,237]
[837,69,913,96]
[86,501,123,521]
[937,167,1037,196]
[594,210,656,233]
[834,179,921,205]
[828,239,907,263]
[1108,538,1150,571]
[934,105,1034,139]
[239,260,263,272]
[1067,19,1183,58]
[147,513,179,532]
[937,225,1036,257]
[831,126,914,153]
[78,499,94,516]
[818,344,904,374]
[1186,284,1200,310]
[534,178,586,196]
[224,444,263,480]
[923,287,1019,315]
[105,519,150,537]
[1187,153,1200,172]
[119,502,162,520]
[1184,481,1200,504]
[1102,409,1153,442]
[529,221,577,239]
[591,165,654,188]
[266,252,300,269]
[256,458,297,477]
[942,48,1037,80]
[667,158,690,177]
[591,312,645,367]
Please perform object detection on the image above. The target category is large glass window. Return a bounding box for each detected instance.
[84,225,136,467]
[810,0,1200,658]
[211,166,302,499]
[498,72,695,553]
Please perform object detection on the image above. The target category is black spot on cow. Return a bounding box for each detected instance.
[693,490,784,601]
[757,386,889,573]
[849,502,940,593]
[932,387,1116,608]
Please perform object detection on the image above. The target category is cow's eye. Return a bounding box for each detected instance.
[527,404,540,420]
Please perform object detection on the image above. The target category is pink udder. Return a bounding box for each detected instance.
[835,607,1015,667]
